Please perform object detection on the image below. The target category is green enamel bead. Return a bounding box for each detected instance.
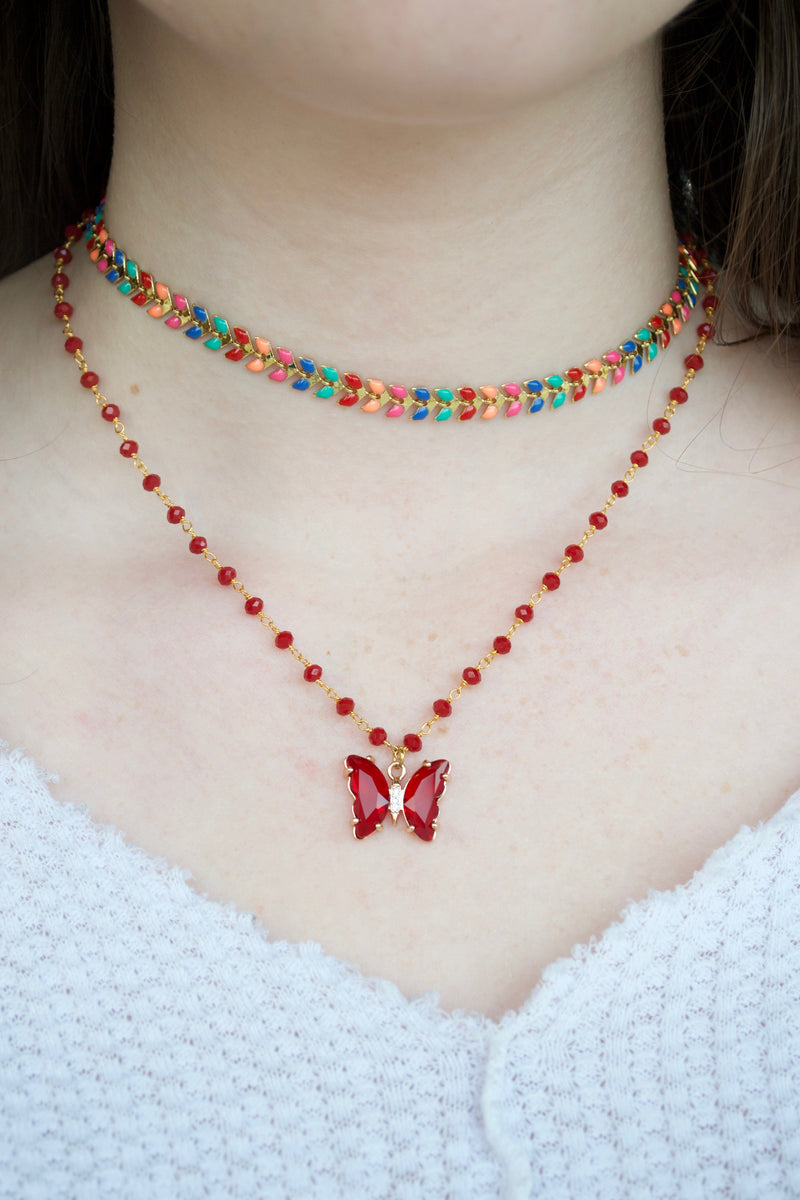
[117,281,133,295]
[126,261,138,280]
[545,375,564,389]
[435,406,453,421]
[213,316,230,335]
[551,391,567,408]
[321,366,339,384]
[648,342,658,361]
[636,328,651,341]
[315,385,336,399]
[436,388,454,404]
[204,336,222,351]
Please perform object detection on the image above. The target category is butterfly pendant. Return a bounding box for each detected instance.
[344,755,451,841]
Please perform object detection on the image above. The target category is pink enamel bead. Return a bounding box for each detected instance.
[388,385,407,400]
[96,260,108,273]
[604,350,621,365]
[277,347,293,365]
[505,400,522,418]
[173,294,188,312]
[612,364,626,385]
[502,383,521,398]
[386,403,405,418]
[269,367,288,382]
[165,314,182,328]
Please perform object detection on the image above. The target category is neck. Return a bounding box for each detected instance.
[105,2,677,389]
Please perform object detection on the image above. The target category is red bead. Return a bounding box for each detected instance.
[653,417,671,435]
[565,544,584,562]
[54,247,72,264]
[344,373,363,391]
[493,636,512,655]
[699,267,718,285]
[566,367,584,382]
[697,322,714,339]
[611,480,629,497]
[51,273,69,289]
[684,353,704,371]
[542,572,560,590]
[233,326,250,346]
[54,301,73,318]
[661,329,671,348]
[142,474,161,491]
[369,727,387,746]
[189,536,207,555]
[703,294,719,311]
[669,386,688,404]
[140,271,153,292]
[217,566,236,585]
[119,440,138,457]
[650,315,664,330]
[338,393,360,407]
[458,387,477,402]
[131,292,149,307]
[63,224,81,241]
[630,450,648,467]
[225,346,244,362]
[275,630,293,649]
[459,405,477,420]
[462,667,481,686]
[433,699,452,718]
[303,664,322,682]
[167,505,185,524]
[590,511,608,529]
[572,385,587,401]
[404,733,423,753]
[515,604,534,623]
[64,336,82,353]
[336,697,355,716]
[245,596,263,614]
[80,371,99,389]
[101,404,119,421]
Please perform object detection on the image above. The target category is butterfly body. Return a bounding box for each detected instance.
[344,754,450,841]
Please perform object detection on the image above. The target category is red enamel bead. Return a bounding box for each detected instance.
[669,386,688,404]
[566,367,584,382]
[54,301,73,318]
[462,667,481,686]
[233,327,250,345]
[661,330,671,348]
[653,417,671,435]
[140,272,153,292]
[304,664,322,682]
[51,273,69,289]
[565,544,584,562]
[119,440,138,457]
[245,596,263,614]
[493,636,512,655]
[338,392,360,407]
[275,630,293,649]
[101,404,119,421]
[630,450,648,467]
[704,295,719,311]
[64,336,82,353]
[80,372,99,389]
[697,322,714,339]
[225,346,244,361]
[590,511,608,529]
[369,727,387,746]
[189,536,207,554]
[404,733,423,753]
[142,474,161,491]
[167,505,185,524]
[458,387,477,402]
[650,316,664,330]
[515,604,534,623]
[131,292,149,307]
[433,699,452,718]
[572,385,587,401]
[344,373,363,391]
[217,566,236,585]
[542,572,560,590]
[611,480,629,497]
[459,405,477,420]
[685,353,704,371]
[336,697,355,716]
[54,247,72,264]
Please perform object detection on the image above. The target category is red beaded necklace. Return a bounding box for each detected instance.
[52,219,718,842]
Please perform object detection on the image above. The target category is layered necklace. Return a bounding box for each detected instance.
[51,208,717,841]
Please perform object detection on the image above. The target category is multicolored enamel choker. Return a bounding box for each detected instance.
[82,203,700,423]
[54,216,718,840]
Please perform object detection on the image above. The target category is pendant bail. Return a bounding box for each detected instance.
[388,745,407,783]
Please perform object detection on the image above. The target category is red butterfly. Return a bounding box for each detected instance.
[344,755,450,841]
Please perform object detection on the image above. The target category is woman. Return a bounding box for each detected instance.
[1,0,798,1196]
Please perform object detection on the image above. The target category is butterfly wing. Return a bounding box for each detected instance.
[344,755,391,839]
[402,759,450,841]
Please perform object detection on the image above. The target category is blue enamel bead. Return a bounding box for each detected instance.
[412,406,430,420]
[293,377,311,391]
[192,305,209,324]
[525,380,543,394]
[185,325,203,340]
[105,269,120,283]
[529,396,545,413]
[114,250,124,267]
[632,354,643,373]
[298,357,316,375]
[620,340,637,354]
[413,387,431,402]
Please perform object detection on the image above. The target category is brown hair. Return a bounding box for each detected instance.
[2,0,798,343]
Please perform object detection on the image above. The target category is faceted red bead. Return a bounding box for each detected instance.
[611,480,629,497]
[515,604,534,623]
[630,450,648,467]
[368,727,387,746]
[493,635,512,655]
[51,273,69,289]
[433,699,452,718]
[63,224,81,242]
[167,505,185,524]
[189,536,208,555]
[653,417,671,435]
[101,404,119,421]
[142,473,161,491]
[275,630,293,649]
[80,372,99,389]
[669,386,688,404]
[303,664,322,682]
[119,440,138,457]
[590,511,608,529]
[404,733,423,753]
[64,336,82,353]
[217,566,236,585]
[542,572,560,590]
[336,697,355,716]
[344,374,363,391]
[54,301,73,318]
[54,247,72,264]
[685,353,704,371]
[565,544,584,562]
[697,322,714,339]
[245,596,263,614]
[462,667,481,686]
[704,295,719,311]
[699,267,718,285]
[338,392,360,407]
[458,387,477,402]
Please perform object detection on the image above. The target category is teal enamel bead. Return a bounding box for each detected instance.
[436,388,454,404]
[435,406,453,421]
[117,280,133,295]
[321,366,339,384]
[545,375,564,389]
[315,385,336,399]
[551,391,567,408]
[204,336,222,351]
[648,342,658,361]
[213,316,230,335]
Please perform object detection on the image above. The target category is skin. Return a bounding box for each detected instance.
[0,0,798,1019]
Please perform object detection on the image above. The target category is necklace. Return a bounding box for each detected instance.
[53,220,717,841]
[80,203,699,423]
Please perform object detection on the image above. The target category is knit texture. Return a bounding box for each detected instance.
[1,742,799,1200]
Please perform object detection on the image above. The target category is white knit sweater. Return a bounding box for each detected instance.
[1,743,799,1200]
